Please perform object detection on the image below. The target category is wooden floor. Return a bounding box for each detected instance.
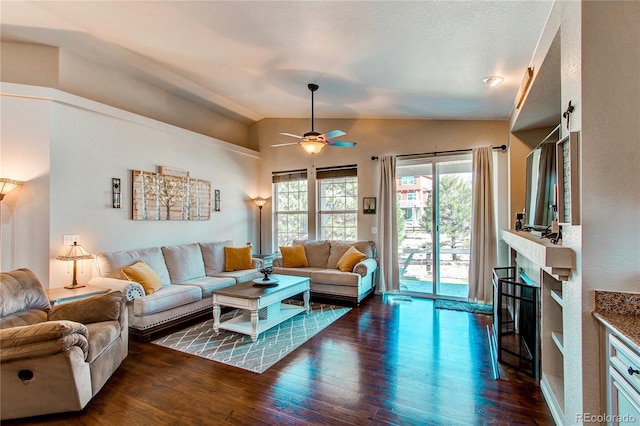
[5,295,554,425]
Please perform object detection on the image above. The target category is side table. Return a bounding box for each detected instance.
[46,285,109,305]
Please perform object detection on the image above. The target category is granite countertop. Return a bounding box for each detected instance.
[593,290,640,352]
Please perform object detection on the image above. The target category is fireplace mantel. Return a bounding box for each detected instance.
[501,229,575,281]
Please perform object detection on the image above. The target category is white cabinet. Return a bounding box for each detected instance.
[606,332,640,425]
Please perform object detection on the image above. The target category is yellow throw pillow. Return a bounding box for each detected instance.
[224,246,253,271]
[280,245,309,268]
[122,260,162,295]
[336,246,367,272]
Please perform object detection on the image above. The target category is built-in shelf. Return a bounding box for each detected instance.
[541,372,566,424]
[550,288,564,307]
[552,331,565,354]
[502,229,572,426]
[501,229,575,280]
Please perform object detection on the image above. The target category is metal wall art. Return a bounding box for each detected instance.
[112,178,121,208]
[132,169,211,221]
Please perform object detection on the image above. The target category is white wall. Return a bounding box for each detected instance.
[1,84,260,288]
[507,1,640,421]
[0,95,51,281]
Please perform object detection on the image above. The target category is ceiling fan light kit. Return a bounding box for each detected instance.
[273,83,356,155]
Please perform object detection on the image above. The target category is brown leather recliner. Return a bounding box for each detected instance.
[0,268,128,420]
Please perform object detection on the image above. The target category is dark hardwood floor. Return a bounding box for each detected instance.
[5,295,554,425]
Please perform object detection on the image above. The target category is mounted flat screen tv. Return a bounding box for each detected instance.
[524,125,560,231]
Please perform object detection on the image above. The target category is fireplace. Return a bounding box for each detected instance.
[492,266,540,378]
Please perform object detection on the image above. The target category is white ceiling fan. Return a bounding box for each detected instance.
[272,83,356,154]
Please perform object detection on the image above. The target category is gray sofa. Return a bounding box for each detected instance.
[88,241,262,340]
[272,240,378,305]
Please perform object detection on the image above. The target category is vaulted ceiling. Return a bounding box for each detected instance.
[1,1,555,124]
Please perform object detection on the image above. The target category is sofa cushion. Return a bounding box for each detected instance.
[271,267,324,279]
[133,285,202,316]
[224,246,253,271]
[199,240,232,275]
[95,247,171,286]
[212,270,261,284]
[162,243,206,283]
[299,240,330,268]
[177,276,236,297]
[310,270,361,287]
[326,241,353,269]
[0,268,51,317]
[280,245,309,268]
[122,260,163,295]
[327,240,375,269]
[0,310,48,329]
[352,240,376,258]
[336,246,368,272]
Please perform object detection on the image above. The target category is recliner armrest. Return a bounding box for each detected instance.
[48,291,124,325]
[0,320,89,362]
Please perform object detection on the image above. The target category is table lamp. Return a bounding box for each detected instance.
[57,242,94,289]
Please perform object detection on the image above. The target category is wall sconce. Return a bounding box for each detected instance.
[253,197,267,254]
[112,178,121,208]
[0,178,23,201]
[56,242,95,289]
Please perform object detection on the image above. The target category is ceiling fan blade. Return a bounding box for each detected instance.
[327,141,357,147]
[271,142,300,147]
[279,132,303,139]
[323,129,346,140]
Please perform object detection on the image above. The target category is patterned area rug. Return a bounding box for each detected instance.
[435,299,493,315]
[152,301,350,373]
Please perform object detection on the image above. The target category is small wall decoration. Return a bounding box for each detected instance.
[556,131,580,225]
[363,197,376,214]
[214,189,221,212]
[112,178,122,208]
[132,169,211,221]
[159,165,189,178]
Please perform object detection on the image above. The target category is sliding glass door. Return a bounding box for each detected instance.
[397,156,472,299]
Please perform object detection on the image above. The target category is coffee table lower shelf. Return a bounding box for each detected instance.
[216,303,305,338]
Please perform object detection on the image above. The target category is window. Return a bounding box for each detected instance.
[317,165,358,240]
[407,192,417,200]
[401,176,415,185]
[273,170,308,247]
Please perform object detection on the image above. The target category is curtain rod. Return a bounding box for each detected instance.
[371,144,507,161]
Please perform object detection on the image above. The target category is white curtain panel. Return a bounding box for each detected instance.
[376,155,399,293]
[468,146,497,304]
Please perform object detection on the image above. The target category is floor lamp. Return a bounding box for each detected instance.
[0,178,23,252]
[253,197,267,254]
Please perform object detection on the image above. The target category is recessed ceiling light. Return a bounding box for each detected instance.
[482,76,505,87]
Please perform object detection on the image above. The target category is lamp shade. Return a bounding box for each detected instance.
[56,242,94,262]
[253,197,267,208]
[300,140,325,155]
[0,178,23,201]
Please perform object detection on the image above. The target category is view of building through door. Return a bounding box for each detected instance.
[396,156,472,299]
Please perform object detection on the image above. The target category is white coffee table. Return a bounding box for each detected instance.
[212,274,310,342]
